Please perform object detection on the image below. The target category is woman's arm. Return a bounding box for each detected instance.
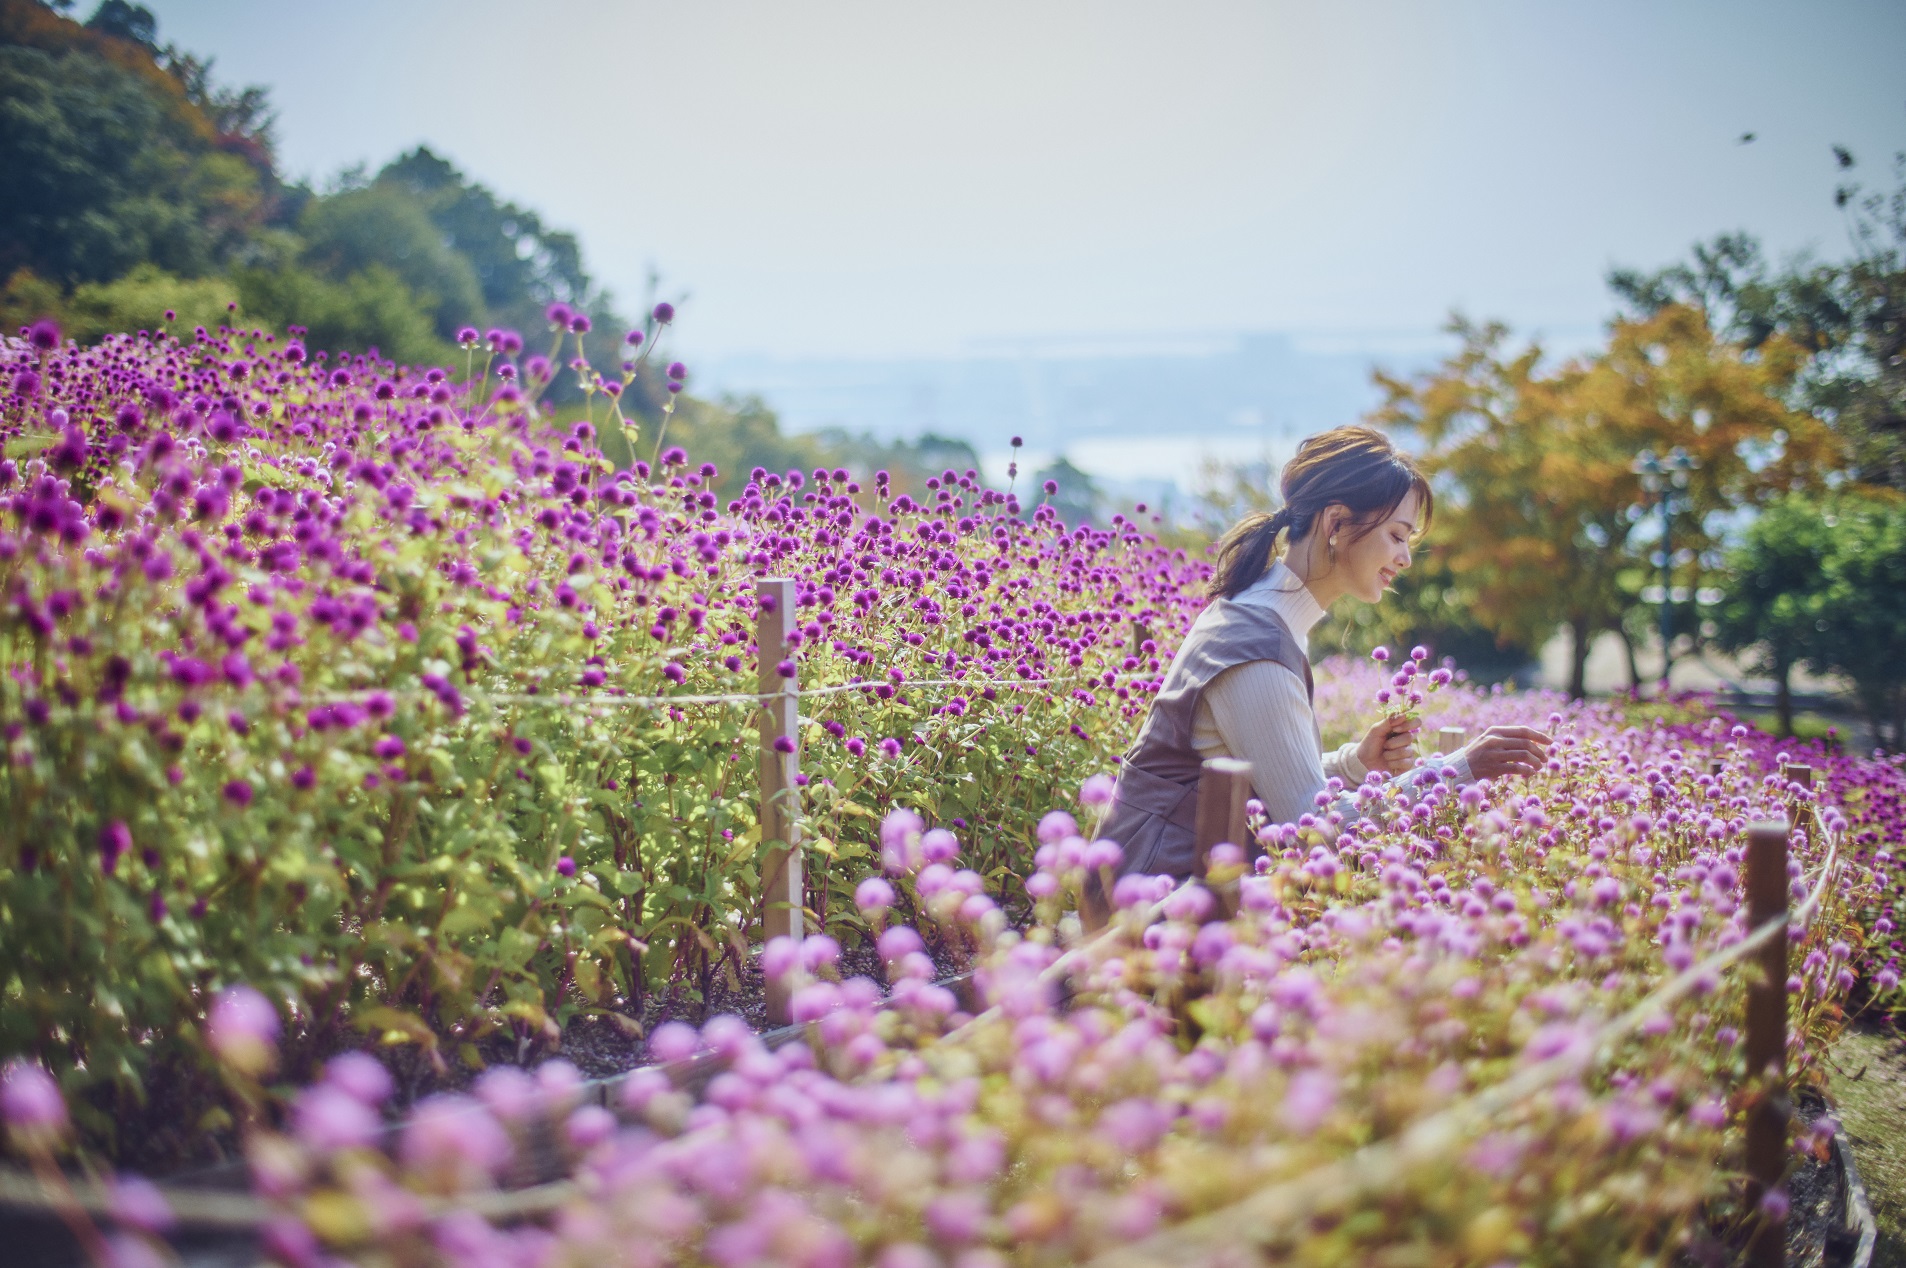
[1200,660,1471,829]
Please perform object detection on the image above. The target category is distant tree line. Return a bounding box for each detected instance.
[0,0,984,497]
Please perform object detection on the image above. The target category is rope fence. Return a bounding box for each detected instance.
[0,583,1846,1262]
[0,753,1847,1257]
[1086,758,1837,1268]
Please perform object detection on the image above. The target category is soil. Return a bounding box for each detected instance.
[1829,1020,1906,1267]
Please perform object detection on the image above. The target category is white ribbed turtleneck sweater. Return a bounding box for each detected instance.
[1190,560,1472,825]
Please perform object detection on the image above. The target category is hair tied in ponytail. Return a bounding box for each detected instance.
[1205,424,1434,601]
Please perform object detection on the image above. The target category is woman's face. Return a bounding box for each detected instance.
[1332,489,1422,605]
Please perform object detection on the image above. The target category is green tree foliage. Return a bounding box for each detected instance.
[0,261,236,341]
[1714,491,1906,748]
[232,263,453,369]
[0,38,267,284]
[1373,306,1828,698]
[1709,497,1833,736]
[297,186,483,343]
[377,147,592,329]
[0,1,634,375]
[1610,155,1906,492]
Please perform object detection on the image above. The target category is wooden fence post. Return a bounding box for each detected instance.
[756,578,803,1025]
[1194,758,1252,919]
[1744,817,1791,1268]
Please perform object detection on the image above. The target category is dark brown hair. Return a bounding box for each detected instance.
[1208,425,1433,599]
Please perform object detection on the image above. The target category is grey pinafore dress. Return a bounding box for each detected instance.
[1100,599,1314,881]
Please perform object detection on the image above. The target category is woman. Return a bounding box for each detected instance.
[1098,425,1552,885]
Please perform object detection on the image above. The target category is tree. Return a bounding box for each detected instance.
[1610,155,1906,492]
[1373,305,1827,697]
[298,186,484,343]
[0,41,266,285]
[1709,497,1833,736]
[1806,491,1906,750]
[1032,455,1101,528]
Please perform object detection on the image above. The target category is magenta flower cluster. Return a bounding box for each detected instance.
[0,317,1208,1120]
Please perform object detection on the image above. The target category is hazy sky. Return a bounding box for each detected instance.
[146,0,1906,363]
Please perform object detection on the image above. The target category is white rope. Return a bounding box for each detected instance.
[1088,810,1844,1266]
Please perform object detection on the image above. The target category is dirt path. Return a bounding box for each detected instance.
[1830,1025,1906,1267]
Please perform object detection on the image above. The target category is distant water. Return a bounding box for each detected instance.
[696,330,1454,499]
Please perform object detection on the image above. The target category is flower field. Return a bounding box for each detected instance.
[1,315,1211,1134]
[3,316,1904,1264]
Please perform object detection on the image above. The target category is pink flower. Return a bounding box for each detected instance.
[854,877,896,915]
[1281,1068,1337,1136]
[400,1095,512,1190]
[323,1052,393,1105]
[1079,773,1116,806]
[0,1061,67,1149]
[292,1083,380,1153]
[205,986,279,1077]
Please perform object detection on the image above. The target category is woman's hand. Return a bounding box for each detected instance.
[1461,725,1553,781]
[1357,714,1420,777]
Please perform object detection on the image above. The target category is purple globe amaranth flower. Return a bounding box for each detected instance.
[222,779,253,806]
[647,1021,699,1063]
[666,361,686,381]
[26,319,60,351]
[0,1060,68,1150]
[566,1103,615,1151]
[100,820,132,875]
[799,934,841,973]
[762,935,801,982]
[920,828,960,863]
[876,925,925,963]
[401,1094,512,1191]
[855,876,896,914]
[292,1082,381,1153]
[473,1066,538,1123]
[651,301,675,324]
[323,1051,393,1106]
[1079,773,1116,806]
[556,855,577,877]
[107,1173,175,1235]
[205,985,280,1076]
